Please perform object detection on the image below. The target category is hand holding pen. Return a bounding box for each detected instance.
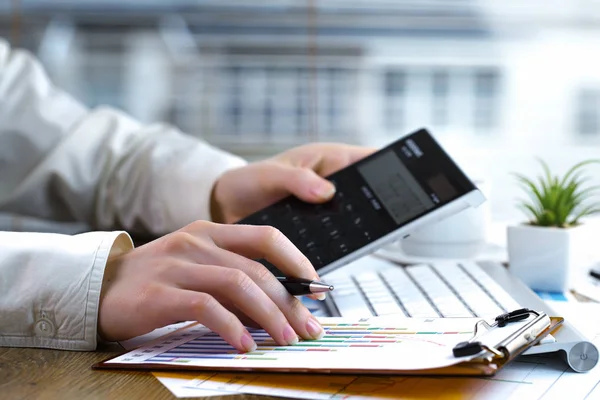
[277,276,334,297]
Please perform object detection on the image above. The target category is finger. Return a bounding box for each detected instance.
[176,263,301,346]
[283,145,377,201]
[203,223,319,281]
[152,285,257,353]
[214,296,261,329]
[282,167,336,202]
[188,247,324,341]
[312,144,376,176]
[256,163,336,202]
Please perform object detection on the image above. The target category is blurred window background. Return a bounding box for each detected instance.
[3,0,600,224]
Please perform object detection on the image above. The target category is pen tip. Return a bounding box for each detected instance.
[309,282,334,293]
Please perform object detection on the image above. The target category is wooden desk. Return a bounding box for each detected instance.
[0,343,283,400]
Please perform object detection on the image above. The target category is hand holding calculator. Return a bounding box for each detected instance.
[237,128,485,278]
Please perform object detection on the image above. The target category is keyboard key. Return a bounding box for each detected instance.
[429,262,503,317]
[330,292,372,318]
[459,261,521,312]
[326,276,359,297]
[404,264,473,317]
[379,268,439,317]
[372,302,404,316]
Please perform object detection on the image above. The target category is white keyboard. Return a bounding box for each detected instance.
[327,260,522,319]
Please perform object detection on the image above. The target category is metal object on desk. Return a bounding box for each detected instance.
[479,260,600,373]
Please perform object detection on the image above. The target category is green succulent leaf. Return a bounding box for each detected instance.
[513,159,600,228]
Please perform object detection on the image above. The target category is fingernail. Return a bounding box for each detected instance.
[241,332,257,352]
[314,292,327,301]
[306,317,324,340]
[283,324,299,345]
[312,182,335,199]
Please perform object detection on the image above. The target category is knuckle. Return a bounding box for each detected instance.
[252,262,274,284]
[259,226,285,247]
[298,167,317,183]
[189,219,211,231]
[162,231,195,253]
[190,293,217,315]
[225,268,254,293]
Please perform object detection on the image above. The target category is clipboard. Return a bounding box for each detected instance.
[94,309,563,377]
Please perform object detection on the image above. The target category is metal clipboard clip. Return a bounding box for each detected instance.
[452,308,552,359]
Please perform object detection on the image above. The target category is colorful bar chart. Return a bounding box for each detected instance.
[143,322,472,364]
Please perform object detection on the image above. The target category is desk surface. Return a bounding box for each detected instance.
[0,343,284,400]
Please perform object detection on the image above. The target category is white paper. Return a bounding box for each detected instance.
[107,316,542,373]
[153,309,600,399]
[155,374,232,398]
[574,274,600,304]
[156,334,600,400]
[118,321,196,350]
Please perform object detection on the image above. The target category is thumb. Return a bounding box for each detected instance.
[270,166,336,203]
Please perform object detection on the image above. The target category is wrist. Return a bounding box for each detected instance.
[210,179,226,223]
[97,233,134,342]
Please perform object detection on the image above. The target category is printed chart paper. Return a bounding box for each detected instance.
[153,305,600,399]
[104,317,488,372]
[103,315,540,374]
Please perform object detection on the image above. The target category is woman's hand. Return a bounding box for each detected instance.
[211,143,375,223]
[98,221,325,352]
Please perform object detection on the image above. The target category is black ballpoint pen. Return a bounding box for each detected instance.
[277,277,334,296]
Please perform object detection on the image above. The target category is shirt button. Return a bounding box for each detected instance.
[34,319,56,337]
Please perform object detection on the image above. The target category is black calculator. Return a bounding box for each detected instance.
[237,128,485,277]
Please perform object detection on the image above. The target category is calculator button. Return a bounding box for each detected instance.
[320,216,333,227]
[312,255,325,268]
[297,227,309,238]
[332,242,350,257]
[305,241,317,251]
[327,229,341,239]
[361,231,373,243]
[306,248,326,266]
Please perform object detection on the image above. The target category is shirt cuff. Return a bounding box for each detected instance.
[0,231,133,351]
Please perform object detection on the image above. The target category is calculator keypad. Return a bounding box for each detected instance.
[240,178,390,272]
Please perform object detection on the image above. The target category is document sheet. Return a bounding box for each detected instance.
[106,316,536,373]
[152,303,600,399]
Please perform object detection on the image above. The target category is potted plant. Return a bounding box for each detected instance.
[507,158,600,292]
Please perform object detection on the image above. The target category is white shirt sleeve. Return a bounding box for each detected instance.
[0,231,133,350]
[0,38,248,350]
[0,38,247,235]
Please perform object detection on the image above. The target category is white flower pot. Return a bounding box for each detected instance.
[506,224,588,292]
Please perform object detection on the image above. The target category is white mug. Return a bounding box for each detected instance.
[399,179,491,259]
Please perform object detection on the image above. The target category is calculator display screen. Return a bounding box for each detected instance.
[357,150,434,225]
